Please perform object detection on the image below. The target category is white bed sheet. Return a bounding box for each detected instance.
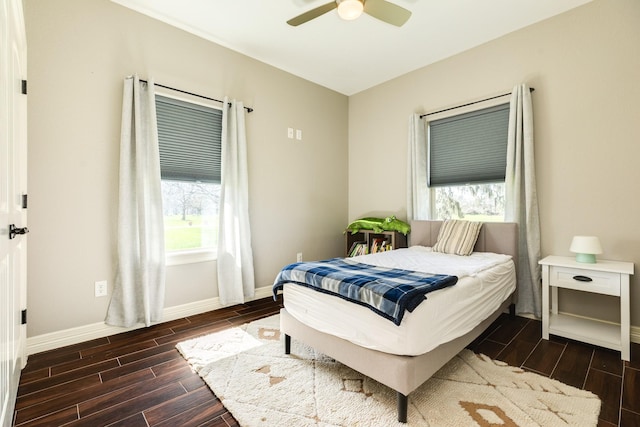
[283,247,516,356]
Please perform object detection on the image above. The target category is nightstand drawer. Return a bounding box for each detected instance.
[550,266,620,296]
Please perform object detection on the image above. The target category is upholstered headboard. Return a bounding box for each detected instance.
[409,220,518,271]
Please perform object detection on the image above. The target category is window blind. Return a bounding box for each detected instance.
[428,103,509,187]
[156,95,222,183]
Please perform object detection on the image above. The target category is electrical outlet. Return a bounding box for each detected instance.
[295,129,302,141]
[95,280,108,297]
[297,252,303,262]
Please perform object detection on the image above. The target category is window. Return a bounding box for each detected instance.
[155,94,222,256]
[428,103,509,221]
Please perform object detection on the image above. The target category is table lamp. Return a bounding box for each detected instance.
[569,236,602,263]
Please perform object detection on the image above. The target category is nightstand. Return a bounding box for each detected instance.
[539,255,634,361]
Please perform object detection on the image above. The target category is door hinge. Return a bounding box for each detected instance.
[22,194,28,209]
[21,79,27,95]
[21,309,27,325]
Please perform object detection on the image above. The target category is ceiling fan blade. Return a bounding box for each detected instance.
[364,0,411,27]
[287,2,337,26]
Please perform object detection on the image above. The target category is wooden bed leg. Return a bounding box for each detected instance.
[397,392,408,423]
[284,334,291,355]
[509,303,516,318]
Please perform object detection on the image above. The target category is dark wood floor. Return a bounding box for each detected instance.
[13,296,640,427]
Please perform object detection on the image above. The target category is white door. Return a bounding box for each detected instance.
[0,0,28,426]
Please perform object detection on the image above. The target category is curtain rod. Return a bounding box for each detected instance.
[139,79,254,113]
[419,87,534,119]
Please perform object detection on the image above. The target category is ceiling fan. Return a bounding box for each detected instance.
[287,0,411,27]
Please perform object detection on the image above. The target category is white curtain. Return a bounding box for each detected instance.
[217,98,255,305]
[106,75,166,327]
[505,83,541,317]
[407,114,431,221]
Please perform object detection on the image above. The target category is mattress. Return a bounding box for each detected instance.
[283,246,516,356]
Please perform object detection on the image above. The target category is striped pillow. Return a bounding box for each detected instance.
[432,220,483,256]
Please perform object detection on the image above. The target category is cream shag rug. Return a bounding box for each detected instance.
[176,315,600,427]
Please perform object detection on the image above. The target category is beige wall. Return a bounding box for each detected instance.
[25,0,348,336]
[349,0,640,326]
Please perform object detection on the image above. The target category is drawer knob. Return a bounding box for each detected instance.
[573,275,593,282]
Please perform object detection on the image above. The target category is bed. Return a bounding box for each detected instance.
[274,220,518,423]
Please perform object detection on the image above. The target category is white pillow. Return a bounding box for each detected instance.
[432,220,483,256]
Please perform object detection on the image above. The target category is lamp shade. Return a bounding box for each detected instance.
[569,236,602,263]
[337,0,364,20]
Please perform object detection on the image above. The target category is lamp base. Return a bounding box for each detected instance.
[575,253,596,263]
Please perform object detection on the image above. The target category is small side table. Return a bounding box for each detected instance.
[539,255,634,361]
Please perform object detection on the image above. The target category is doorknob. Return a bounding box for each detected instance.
[9,224,29,240]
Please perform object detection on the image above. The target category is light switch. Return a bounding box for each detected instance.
[287,127,294,139]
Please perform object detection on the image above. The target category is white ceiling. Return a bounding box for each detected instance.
[111,0,592,96]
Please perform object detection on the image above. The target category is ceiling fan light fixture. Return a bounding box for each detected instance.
[337,0,364,21]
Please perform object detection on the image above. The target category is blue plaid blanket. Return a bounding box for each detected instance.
[272,258,458,326]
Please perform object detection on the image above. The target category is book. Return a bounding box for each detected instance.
[348,241,367,257]
[371,238,387,253]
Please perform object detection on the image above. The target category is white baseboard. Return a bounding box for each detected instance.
[27,287,639,356]
[26,285,274,356]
